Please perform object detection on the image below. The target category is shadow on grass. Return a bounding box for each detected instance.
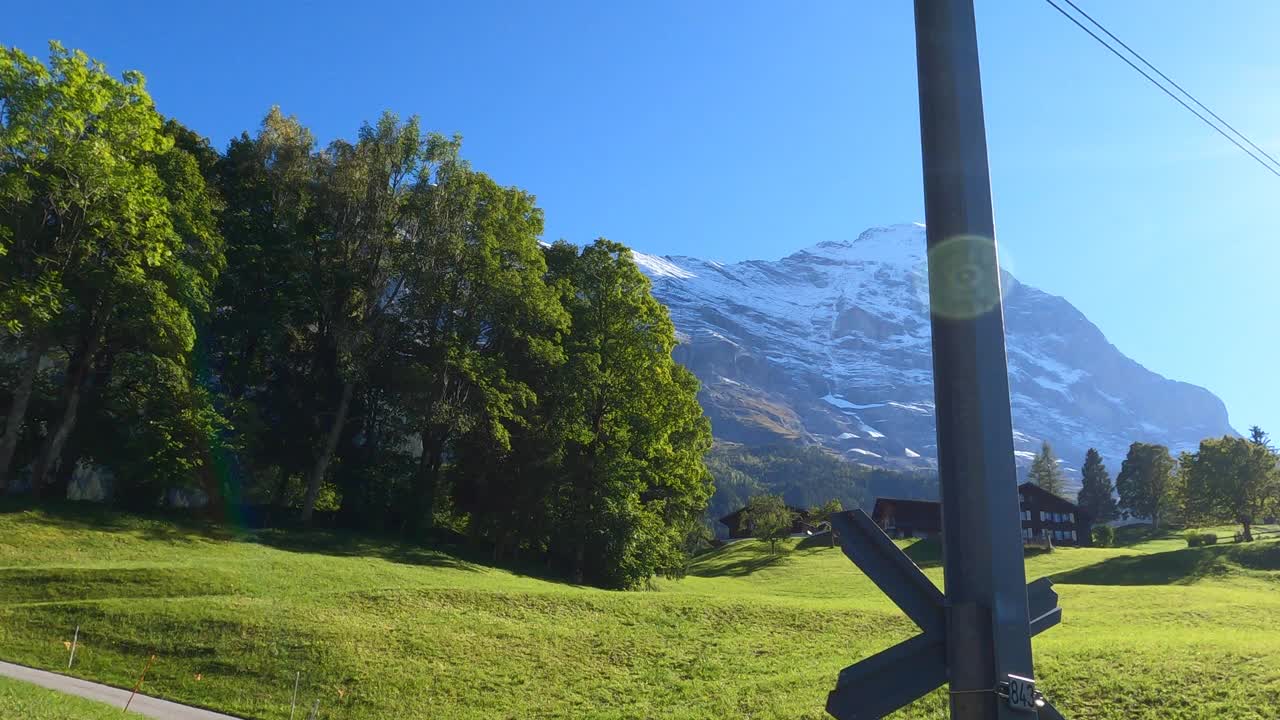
[1050,540,1280,586]
[1111,523,1164,547]
[0,566,240,604]
[689,544,790,578]
[248,527,482,573]
[0,498,591,584]
[0,498,243,544]
[903,538,942,568]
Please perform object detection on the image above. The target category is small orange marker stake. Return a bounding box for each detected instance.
[124,654,156,712]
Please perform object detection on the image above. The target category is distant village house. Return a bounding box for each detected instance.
[718,505,814,540]
[871,483,1092,547]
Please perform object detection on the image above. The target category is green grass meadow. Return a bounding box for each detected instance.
[1,505,1278,719]
[0,675,131,719]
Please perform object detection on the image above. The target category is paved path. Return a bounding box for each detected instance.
[0,660,243,719]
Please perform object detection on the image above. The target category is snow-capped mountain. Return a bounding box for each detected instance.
[635,223,1235,490]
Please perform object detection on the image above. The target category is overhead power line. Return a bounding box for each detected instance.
[1042,0,1280,179]
[1056,0,1280,171]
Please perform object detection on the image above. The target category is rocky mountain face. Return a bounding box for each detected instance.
[635,223,1235,491]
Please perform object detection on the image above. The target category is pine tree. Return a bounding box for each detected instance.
[1076,448,1117,523]
[1027,441,1065,497]
[1249,426,1270,448]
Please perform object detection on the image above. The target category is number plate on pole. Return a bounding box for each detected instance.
[1005,675,1038,713]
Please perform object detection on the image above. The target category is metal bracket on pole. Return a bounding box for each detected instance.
[825,511,1063,719]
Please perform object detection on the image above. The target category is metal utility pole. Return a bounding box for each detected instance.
[913,0,1034,717]
[825,1,1068,718]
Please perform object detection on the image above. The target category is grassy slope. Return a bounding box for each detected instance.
[1,507,1278,720]
[0,675,130,719]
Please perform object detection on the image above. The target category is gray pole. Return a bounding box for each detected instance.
[913,2,1035,719]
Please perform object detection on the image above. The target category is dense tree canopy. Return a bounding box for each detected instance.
[0,44,718,589]
[1115,442,1178,529]
[0,43,224,499]
[1182,435,1278,541]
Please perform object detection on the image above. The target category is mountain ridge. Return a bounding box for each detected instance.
[635,223,1235,490]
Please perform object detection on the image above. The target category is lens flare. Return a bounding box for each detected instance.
[926,234,1003,320]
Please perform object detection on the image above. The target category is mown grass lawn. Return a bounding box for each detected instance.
[1,504,1278,719]
[0,675,130,719]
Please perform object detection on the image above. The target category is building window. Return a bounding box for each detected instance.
[1068,513,1075,523]
[1069,531,1077,541]
[1040,511,1048,521]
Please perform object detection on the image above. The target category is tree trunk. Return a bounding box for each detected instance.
[1243,519,1253,542]
[0,337,47,490]
[48,429,80,502]
[31,325,102,498]
[30,378,84,500]
[411,429,444,537]
[300,380,355,524]
[572,542,585,585]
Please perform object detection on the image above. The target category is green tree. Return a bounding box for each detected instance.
[1249,425,1270,449]
[207,108,321,509]
[0,44,223,495]
[1182,436,1279,542]
[1115,442,1178,529]
[1027,441,1065,498]
[809,498,844,547]
[296,112,430,523]
[1076,448,1117,523]
[742,493,795,555]
[397,146,568,535]
[542,239,713,588]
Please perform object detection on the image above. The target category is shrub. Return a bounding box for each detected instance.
[1185,531,1219,547]
[1092,525,1116,548]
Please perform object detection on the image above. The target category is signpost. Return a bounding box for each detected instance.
[825,1,1071,718]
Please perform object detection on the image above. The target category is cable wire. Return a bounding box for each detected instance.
[1058,0,1280,172]
[1042,0,1280,179]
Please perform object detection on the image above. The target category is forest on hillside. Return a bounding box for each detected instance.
[0,43,718,589]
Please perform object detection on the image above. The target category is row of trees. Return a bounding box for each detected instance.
[705,442,937,521]
[1034,428,1280,542]
[0,43,713,588]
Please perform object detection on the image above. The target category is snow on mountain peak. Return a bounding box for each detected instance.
[793,224,927,269]
[631,250,696,279]
[635,222,1235,491]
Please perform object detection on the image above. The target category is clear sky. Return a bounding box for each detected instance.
[7,0,1279,445]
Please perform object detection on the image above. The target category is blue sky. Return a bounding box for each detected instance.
[8,0,1279,451]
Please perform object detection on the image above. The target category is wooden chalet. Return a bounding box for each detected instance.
[871,483,1092,547]
[718,506,814,540]
[870,498,942,539]
[1017,481,1091,547]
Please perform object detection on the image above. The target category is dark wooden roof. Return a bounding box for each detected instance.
[1017,482,1081,513]
[870,497,942,532]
